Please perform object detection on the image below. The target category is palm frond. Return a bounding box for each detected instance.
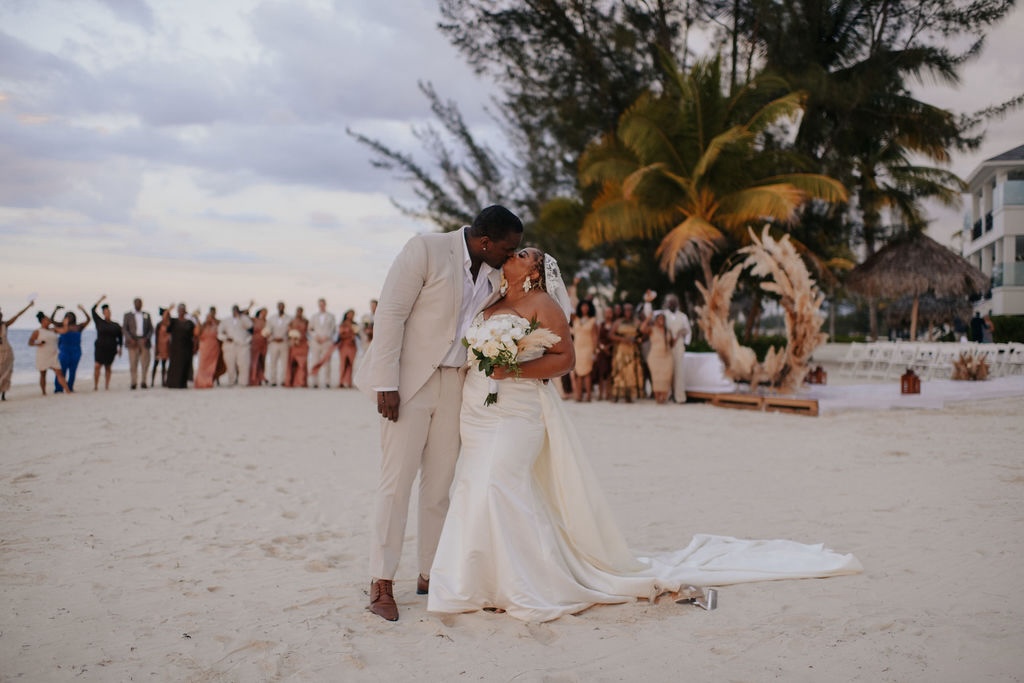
[655,216,727,277]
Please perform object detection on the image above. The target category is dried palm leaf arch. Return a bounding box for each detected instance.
[695,227,827,394]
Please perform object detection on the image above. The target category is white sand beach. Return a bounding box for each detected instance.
[2,372,1022,682]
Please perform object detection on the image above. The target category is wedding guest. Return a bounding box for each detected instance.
[151,307,171,387]
[360,298,377,345]
[90,295,122,391]
[0,299,34,400]
[983,311,995,343]
[308,298,336,388]
[166,304,196,388]
[29,311,71,395]
[194,307,222,389]
[610,303,643,403]
[335,309,359,388]
[53,305,90,393]
[285,306,309,388]
[969,311,984,342]
[122,298,154,390]
[642,312,674,404]
[594,307,615,401]
[658,294,692,402]
[218,303,253,386]
[265,301,291,386]
[570,299,598,402]
[249,307,268,386]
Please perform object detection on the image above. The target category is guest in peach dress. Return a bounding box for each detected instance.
[570,299,598,402]
[335,309,359,388]
[194,307,221,389]
[641,312,674,404]
[286,307,309,388]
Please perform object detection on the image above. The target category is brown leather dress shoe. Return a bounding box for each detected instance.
[416,574,429,595]
[369,579,398,621]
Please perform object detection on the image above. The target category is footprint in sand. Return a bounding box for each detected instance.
[526,622,558,645]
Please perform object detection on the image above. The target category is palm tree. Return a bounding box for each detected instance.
[577,57,847,286]
[748,0,981,338]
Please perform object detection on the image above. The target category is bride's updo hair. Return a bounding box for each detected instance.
[536,252,548,292]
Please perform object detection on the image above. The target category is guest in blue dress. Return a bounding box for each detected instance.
[53,304,90,393]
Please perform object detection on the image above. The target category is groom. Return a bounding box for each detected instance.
[354,205,523,621]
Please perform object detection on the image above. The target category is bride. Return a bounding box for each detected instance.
[427,248,861,623]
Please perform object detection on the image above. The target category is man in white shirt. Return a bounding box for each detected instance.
[659,294,692,403]
[218,304,254,386]
[308,298,337,388]
[265,301,292,387]
[122,297,154,390]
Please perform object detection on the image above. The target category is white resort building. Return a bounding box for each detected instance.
[963,143,1024,316]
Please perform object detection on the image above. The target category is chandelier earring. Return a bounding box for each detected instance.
[500,274,509,297]
[522,277,536,293]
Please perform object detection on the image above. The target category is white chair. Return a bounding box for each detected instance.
[1001,343,1024,376]
[867,342,897,379]
[887,343,919,379]
[838,342,867,376]
[852,342,881,377]
[925,344,961,380]
[973,344,1001,377]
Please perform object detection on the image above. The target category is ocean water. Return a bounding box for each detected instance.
[5,328,131,387]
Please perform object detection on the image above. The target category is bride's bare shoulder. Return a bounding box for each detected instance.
[523,294,569,331]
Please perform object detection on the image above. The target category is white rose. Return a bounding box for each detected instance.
[482,340,500,358]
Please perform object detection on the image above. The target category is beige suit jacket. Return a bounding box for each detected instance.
[354,229,503,403]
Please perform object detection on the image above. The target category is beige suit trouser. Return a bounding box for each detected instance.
[127,343,151,386]
[267,341,287,385]
[370,367,463,580]
[222,341,250,385]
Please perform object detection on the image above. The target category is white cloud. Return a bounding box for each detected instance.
[0,0,1020,324]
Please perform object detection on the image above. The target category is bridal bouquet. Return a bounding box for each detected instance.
[463,316,561,405]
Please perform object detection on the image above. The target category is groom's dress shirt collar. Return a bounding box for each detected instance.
[440,227,494,368]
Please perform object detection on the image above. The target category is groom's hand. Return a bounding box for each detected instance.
[377,390,400,422]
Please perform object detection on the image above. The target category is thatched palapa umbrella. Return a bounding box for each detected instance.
[884,294,973,333]
[846,232,988,340]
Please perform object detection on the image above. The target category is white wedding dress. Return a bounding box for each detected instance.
[428,315,861,623]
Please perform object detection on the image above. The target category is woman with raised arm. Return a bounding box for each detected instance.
[0,299,34,400]
[29,310,71,395]
[53,304,90,393]
[90,295,123,391]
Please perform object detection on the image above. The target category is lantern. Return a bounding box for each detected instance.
[901,368,920,394]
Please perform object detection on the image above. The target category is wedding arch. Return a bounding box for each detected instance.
[695,227,827,394]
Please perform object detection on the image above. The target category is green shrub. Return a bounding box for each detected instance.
[992,315,1024,343]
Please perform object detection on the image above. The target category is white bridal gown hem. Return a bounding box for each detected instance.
[428,315,861,623]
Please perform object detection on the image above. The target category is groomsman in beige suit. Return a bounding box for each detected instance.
[217,304,253,386]
[265,301,291,386]
[122,297,154,389]
[354,205,524,621]
[308,298,336,388]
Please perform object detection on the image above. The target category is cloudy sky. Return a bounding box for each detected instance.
[2,0,1022,326]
